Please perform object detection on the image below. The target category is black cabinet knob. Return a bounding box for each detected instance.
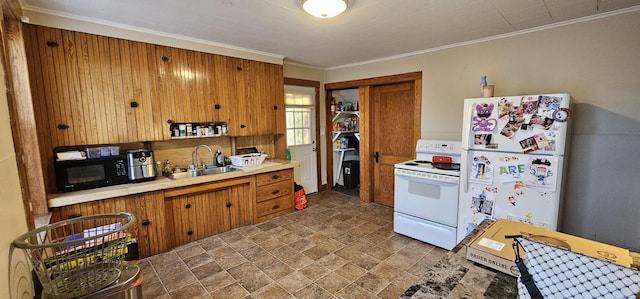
[271,190,280,195]
[272,205,280,210]
[130,101,139,108]
[141,219,150,226]
[273,105,278,110]
[162,56,170,62]
[185,203,191,209]
[167,119,174,124]
[214,104,221,109]
[46,41,59,47]
[187,230,193,236]
[226,202,232,208]
[57,124,70,130]
[68,213,81,219]
[240,124,246,128]
[271,175,280,180]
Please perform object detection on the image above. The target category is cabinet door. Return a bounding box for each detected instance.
[125,191,168,258]
[164,194,199,248]
[265,63,285,135]
[227,183,253,229]
[49,191,167,259]
[227,57,253,136]
[227,58,284,136]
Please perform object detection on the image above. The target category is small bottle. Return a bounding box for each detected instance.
[163,160,172,176]
[215,148,224,167]
[286,147,291,160]
[186,124,193,136]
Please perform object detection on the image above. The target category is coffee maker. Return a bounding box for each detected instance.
[126,149,157,182]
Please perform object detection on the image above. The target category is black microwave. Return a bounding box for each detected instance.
[55,155,128,192]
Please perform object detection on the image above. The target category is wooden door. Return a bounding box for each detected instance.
[372,82,420,206]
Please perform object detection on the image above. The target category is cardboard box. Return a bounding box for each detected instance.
[466,219,632,277]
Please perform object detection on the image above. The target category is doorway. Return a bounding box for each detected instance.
[284,78,321,194]
[325,72,421,206]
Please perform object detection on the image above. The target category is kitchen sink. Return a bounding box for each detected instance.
[168,166,237,180]
[202,166,236,175]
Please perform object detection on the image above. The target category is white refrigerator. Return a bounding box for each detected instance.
[457,93,571,243]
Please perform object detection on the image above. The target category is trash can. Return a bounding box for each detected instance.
[342,160,360,189]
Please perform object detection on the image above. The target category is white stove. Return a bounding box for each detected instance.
[393,139,462,250]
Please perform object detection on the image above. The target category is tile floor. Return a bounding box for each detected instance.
[139,190,449,299]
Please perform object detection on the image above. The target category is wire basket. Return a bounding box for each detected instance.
[12,212,136,299]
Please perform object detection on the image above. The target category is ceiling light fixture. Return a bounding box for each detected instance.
[302,0,348,18]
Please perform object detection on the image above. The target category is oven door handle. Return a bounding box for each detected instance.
[395,170,459,185]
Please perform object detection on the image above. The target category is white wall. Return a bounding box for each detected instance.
[0,56,33,297]
[324,10,640,250]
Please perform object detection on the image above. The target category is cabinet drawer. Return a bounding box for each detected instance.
[256,170,292,186]
[256,195,294,218]
[256,180,292,202]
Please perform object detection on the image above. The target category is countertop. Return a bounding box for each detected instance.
[48,159,300,208]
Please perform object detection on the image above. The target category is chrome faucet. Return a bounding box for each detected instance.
[192,144,214,169]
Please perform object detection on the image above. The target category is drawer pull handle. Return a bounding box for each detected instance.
[185,203,192,209]
[187,230,193,236]
[271,190,280,195]
[226,202,232,208]
[141,219,150,226]
[272,204,280,210]
[271,175,280,180]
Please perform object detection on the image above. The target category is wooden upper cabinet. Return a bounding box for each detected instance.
[153,46,232,138]
[25,24,284,145]
[25,25,157,146]
[227,58,284,136]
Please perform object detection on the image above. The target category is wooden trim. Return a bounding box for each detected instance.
[1,19,48,220]
[325,71,422,90]
[284,77,322,193]
[1,0,21,21]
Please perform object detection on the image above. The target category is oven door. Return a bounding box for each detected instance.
[393,168,459,227]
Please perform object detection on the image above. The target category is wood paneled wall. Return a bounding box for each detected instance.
[22,24,284,194]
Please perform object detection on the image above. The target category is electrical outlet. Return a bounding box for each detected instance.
[506,215,551,229]
[533,221,551,230]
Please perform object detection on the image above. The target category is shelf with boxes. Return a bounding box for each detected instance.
[169,122,228,139]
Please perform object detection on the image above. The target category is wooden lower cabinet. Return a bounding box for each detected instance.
[49,191,168,259]
[255,169,294,223]
[164,177,254,248]
[49,169,295,257]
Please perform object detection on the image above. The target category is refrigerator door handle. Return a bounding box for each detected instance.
[461,150,470,193]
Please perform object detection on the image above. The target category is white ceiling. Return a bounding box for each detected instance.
[19,0,640,69]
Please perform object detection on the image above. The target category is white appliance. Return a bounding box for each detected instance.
[457,93,571,244]
[394,139,462,250]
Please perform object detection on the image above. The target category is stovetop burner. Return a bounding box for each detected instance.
[433,162,460,171]
[405,162,419,166]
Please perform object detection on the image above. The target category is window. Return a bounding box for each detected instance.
[285,88,314,146]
